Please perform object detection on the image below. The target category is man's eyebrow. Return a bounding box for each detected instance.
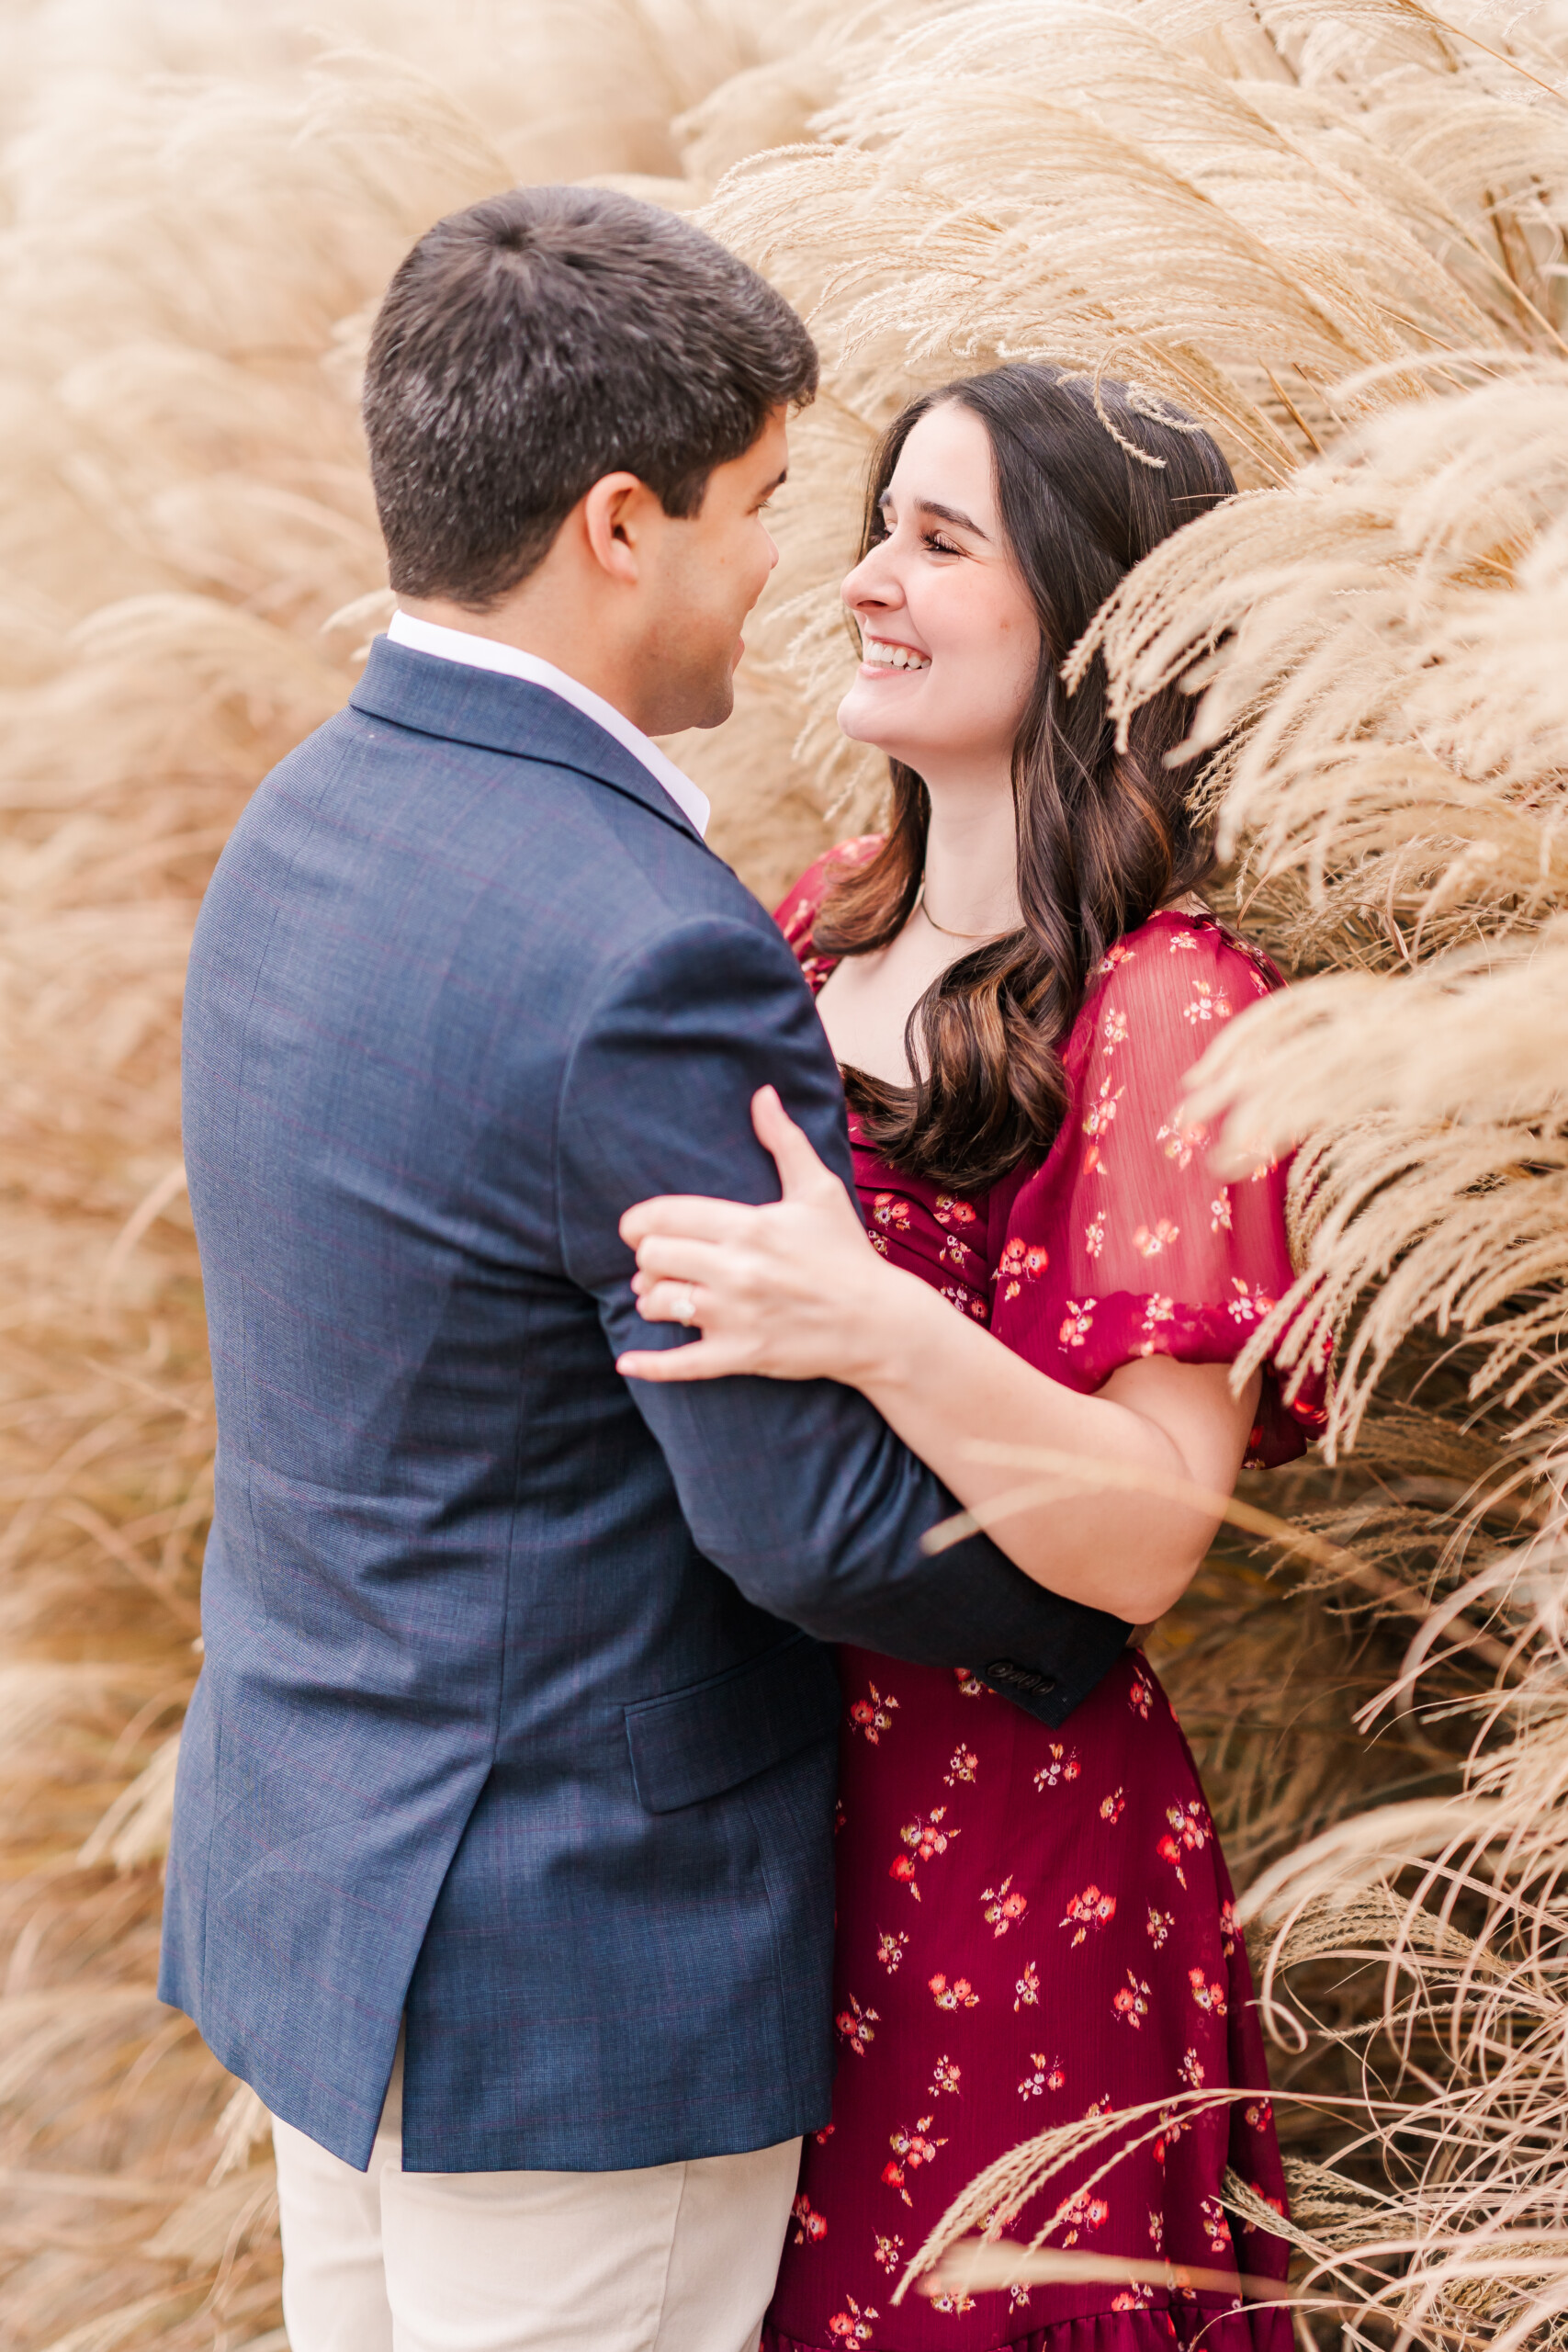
[878,490,990,541]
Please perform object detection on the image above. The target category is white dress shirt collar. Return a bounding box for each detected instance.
[386,609,710,840]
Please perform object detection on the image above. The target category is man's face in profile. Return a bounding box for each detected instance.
[638,406,789,735]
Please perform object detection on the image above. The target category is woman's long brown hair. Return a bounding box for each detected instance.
[813,366,1235,1193]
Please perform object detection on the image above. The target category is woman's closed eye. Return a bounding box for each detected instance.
[922,529,961,557]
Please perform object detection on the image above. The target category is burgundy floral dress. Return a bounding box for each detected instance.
[762,844,1328,2352]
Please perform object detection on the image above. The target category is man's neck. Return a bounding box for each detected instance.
[396,593,642,730]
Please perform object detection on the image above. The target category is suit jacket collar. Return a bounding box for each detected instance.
[349,635,708,848]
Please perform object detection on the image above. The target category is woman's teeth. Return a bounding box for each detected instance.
[863,639,930,671]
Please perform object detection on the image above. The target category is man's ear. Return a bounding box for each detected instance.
[581,471,655,587]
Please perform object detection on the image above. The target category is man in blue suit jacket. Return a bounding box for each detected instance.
[162,187,1128,2352]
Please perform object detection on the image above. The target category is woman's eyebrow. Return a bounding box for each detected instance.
[880,490,990,541]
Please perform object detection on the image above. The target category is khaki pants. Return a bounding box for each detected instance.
[271,2044,800,2352]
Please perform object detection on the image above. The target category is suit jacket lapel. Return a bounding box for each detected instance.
[350,636,708,848]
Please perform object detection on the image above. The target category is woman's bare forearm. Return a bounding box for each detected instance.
[844,1258,1256,1622]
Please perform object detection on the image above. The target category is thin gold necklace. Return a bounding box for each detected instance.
[915,880,1009,943]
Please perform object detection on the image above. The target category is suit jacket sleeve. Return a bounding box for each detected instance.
[555,908,1129,1729]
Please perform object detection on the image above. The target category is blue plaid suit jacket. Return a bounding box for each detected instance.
[159,638,1128,2173]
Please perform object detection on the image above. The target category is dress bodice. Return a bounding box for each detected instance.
[775,842,1327,1465]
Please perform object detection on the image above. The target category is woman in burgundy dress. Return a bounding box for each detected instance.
[619,367,1326,2352]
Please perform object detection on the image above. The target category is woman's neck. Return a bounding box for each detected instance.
[919,779,1021,940]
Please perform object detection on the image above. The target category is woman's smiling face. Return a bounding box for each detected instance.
[836,399,1042,778]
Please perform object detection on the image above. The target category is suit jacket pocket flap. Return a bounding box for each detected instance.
[624,1632,840,1815]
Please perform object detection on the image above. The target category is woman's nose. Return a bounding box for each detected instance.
[840,542,902,612]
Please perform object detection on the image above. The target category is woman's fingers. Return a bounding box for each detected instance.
[616,1338,731,1383]
[619,1193,753,1250]
[751,1086,837,1200]
[635,1276,710,1327]
[630,1234,727,1291]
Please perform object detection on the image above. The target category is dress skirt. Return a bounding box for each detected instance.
[762,1648,1291,2352]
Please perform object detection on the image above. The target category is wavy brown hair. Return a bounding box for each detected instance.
[814,365,1235,1191]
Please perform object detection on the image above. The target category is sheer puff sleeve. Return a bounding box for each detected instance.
[989,910,1328,1468]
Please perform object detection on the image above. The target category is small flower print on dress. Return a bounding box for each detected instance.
[1061,1883,1116,1944]
[1245,2098,1274,2132]
[847,1684,899,1743]
[1014,1959,1040,2012]
[890,1806,957,1897]
[1211,1191,1234,1233]
[933,1193,979,1232]
[1137,1297,1177,1358]
[1146,1906,1174,1950]
[1059,1299,1097,1349]
[872,2233,904,2276]
[828,2293,876,2343]
[1034,1742,1080,1792]
[836,1995,879,2054]
[1101,1006,1130,1051]
[1179,2047,1207,2089]
[1097,941,1136,976]
[943,1744,978,1787]
[884,2116,946,2206]
[876,1928,909,1974]
[1100,1787,1126,1826]
[1157,1800,1213,1887]
[872,1193,910,1231]
[1112,1970,1152,2028]
[1140,1295,1176,1347]
[1129,1664,1156,1719]
[1156,1115,1209,1170]
[981,1875,1028,1936]
[995,1235,1049,1302]
[1183,978,1233,1025]
[1189,1966,1228,2017]
[1082,1076,1125,1172]
[929,2289,977,2316]
[1148,2211,1165,2253]
[1201,2196,1234,2256]
[791,2192,827,2245]
[1018,2052,1063,2098]
[867,1227,889,1257]
[952,1666,985,1698]
[1134,1218,1180,1258]
[1053,2188,1111,2247]
[1168,930,1198,955]
[929,2053,961,2097]
[929,1972,979,2011]
[1227,1276,1276,1323]
[941,1282,989,1319]
[1219,1897,1239,1958]
[1084,1209,1107,1259]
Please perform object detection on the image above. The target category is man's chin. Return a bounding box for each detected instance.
[689,673,737,732]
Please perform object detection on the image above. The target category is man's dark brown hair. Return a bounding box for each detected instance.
[363,185,818,610]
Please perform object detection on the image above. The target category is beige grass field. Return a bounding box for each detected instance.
[3,1,1567,2344]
